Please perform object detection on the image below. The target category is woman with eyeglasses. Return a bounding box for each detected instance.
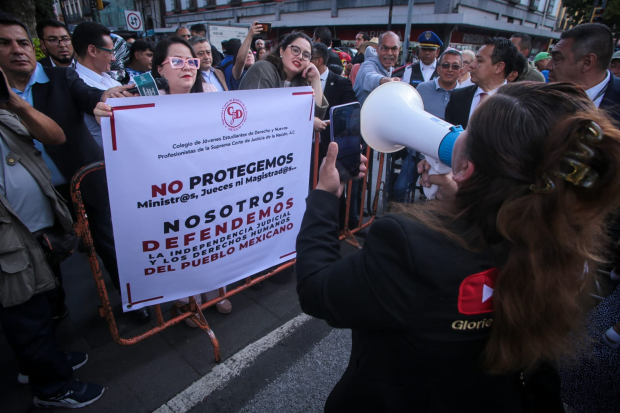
[239,32,328,118]
[151,37,217,95]
[151,37,231,320]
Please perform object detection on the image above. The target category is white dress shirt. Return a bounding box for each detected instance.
[75,62,121,90]
[468,80,507,120]
[585,71,611,108]
[201,67,226,92]
[402,59,437,84]
[457,77,474,89]
[319,67,329,92]
[420,60,437,82]
[75,62,121,148]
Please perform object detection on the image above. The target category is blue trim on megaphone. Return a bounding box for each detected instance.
[438,125,463,167]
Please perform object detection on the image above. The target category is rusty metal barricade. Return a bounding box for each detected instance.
[70,130,384,362]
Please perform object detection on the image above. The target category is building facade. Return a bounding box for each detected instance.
[163,0,563,53]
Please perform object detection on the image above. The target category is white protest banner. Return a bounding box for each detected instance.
[101,87,314,311]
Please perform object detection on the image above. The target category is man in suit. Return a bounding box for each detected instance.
[35,19,76,68]
[313,26,344,75]
[397,31,442,88]
[546,23,620,125]
[444,38,519,129]
[0,12,151,322]
[312,42,357,159]
[190,37,228,91]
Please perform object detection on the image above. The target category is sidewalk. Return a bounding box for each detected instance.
[0,232,366,413]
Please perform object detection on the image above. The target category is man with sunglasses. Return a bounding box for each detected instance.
[416,49,463,120]
[399,31,442,88]
[36,20,76,68]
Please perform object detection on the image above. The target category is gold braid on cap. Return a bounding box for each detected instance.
[530,121,603,194]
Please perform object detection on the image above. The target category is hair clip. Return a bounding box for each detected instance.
[529,173,556,194]
[551,157,599,188]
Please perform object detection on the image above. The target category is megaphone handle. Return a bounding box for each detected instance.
[422,178,440,199]
[420,156,451,200]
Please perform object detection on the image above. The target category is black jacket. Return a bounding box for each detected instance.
[600,73,620,126]
[444,84,477,129]
[38,55,77,68]
[296,190,525,412]
[32,67,104,183]
[319,70,357,160]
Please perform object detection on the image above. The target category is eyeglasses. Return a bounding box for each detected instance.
[379,45,399,53]
[162,56,200,69]
[440,63,461,70]
[96,46,114,54]
[43,37,71,46]
[286,45,312,61]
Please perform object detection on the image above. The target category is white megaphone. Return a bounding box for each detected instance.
[360,81,463,199]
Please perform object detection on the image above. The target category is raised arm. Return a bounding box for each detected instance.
[233,22,263,81]
[0,71,64,145]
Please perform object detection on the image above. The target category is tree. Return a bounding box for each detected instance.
[562,0,596,24]
[35,0,56,22]
[0,0,37,37]
[562,0,620,30]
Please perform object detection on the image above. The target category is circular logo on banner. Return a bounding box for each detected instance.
[127,13,142,30]
[221,99,247,131]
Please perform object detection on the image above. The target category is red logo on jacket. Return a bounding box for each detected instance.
[458,268,498,315]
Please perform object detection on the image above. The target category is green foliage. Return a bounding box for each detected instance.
[33,38,46,60]
[562,0,595,24]
[560,0,620,34]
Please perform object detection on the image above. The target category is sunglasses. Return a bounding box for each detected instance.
[440,63,462,70]
[162,57,200,69]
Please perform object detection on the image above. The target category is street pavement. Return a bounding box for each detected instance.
[0,229,366,413]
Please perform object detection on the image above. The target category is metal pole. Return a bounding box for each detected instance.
[401,0,414,66]
[59,0,70,31]
[387,0,394,31]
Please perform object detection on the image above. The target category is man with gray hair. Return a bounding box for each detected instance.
[458,49,475,88]
[189,37,227,91]
[353,31,401,105]
[416,49,463,120]
[547,23,619,122]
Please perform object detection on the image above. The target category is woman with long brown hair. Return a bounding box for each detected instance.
[295,82,620,412]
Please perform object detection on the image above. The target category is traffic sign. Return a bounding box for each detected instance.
[124,10,144,32]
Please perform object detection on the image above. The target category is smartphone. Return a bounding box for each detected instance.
[330,102,361,182]
[257,22,272,32]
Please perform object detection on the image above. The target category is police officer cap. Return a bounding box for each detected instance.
[417,31,443,49]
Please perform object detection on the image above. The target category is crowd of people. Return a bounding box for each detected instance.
[1,7,620,411]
